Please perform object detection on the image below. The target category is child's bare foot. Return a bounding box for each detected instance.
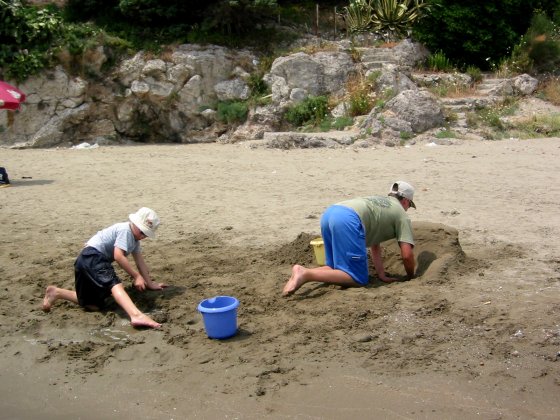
[282,264,306,296]
[130,313,161,329]
[42,285,58,312]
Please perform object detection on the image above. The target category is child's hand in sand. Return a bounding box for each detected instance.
[133,274,147,291]
[146,281,168,291]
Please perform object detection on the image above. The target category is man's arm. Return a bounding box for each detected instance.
[370,244,398,283]
[399,242,415,280]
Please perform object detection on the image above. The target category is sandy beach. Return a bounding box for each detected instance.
[1,138,559,419]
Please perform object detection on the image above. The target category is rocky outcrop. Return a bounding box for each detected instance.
[264,51,356,105]
[0,38,541,149]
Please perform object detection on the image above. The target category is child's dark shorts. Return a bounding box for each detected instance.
[74,247,121,309]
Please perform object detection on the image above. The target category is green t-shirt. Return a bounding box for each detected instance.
[337,196,414,247]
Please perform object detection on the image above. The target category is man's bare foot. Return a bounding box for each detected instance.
[282,264,306,296]
[130,313,162,329]
[42,285,58,312]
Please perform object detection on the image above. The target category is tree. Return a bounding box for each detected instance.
[413,0,560,69]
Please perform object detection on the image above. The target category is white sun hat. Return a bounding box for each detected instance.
[389,181,416,209]
[129,207,160,238]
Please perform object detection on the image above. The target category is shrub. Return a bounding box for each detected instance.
[217,101,249,124]
[509,10,560,74]
[465,65,482,83]
[510,114,560,137]
[413,0,560,70]
[0,0,64,80]
[332,116,354,130]
[435,129,457,138]
[426,51,454,72]
[346,74,374,116]
[247,73,270,97]
[400,131,414,140]
[537,77,560,105]
[285,96,329,127]
[349,90,372,115]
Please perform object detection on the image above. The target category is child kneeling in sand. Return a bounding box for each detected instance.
[43,207,167,329]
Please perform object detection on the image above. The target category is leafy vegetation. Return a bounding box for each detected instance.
[425,50,454,72]
[217,101,249,124]
[510,113,560,137]
[345,74,374,116]
[0,0,63,80]
[537,76,560,105]
[413,0,560,70]
[507,10,560,74]
[435,128,456,138]
[465,65,482,83]
[285,96,329,127]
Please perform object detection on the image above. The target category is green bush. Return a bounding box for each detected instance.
[400,131,414,140]
[332,116,354,130]
[511,113,560,137]
[435,129,457,138]
[425,50,454,72]
[217,101,249,124]
[465,65,482,83]
[247,73,270,97]
[509,11,560,73]
[349,89,372,116]
[414,0,560,70]
[0,0,64,80]
[285,96,329,127]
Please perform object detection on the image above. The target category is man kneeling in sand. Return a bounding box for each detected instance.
[43,207,167,329]
[283,181,416,296]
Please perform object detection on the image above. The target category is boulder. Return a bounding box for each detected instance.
[384,90,444,133]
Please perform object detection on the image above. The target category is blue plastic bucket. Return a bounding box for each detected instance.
[197,296,239,339]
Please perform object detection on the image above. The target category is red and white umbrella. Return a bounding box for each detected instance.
[0,80,26,110]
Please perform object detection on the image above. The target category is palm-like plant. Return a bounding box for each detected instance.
[371,0,430,40]
[343,0,430,39]
[343,0,374,34]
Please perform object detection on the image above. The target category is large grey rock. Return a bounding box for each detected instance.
[214,78,250,101]
[384,90,444,133]
[266,51,356,103]
[374,63,418,94]
[513,74,539,95]
[27,104,90,148]
[392,39,430,68]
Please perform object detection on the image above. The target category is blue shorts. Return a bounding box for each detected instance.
[320,205,369,285]
[74,247,121,308]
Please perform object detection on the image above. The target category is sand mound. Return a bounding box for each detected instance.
[24,222,469,394]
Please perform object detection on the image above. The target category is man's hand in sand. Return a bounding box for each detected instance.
[378,275,398,283]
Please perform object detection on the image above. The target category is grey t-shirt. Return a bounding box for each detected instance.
[86,222,141,261]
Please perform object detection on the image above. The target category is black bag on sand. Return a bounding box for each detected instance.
[0,167,10,185]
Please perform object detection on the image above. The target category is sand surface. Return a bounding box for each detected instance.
[1,139,559,419]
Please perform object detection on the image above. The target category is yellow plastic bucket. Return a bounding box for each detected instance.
[310,237,326,266]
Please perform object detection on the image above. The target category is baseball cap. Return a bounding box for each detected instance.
[129,207,160,238]
[389,181,416,209]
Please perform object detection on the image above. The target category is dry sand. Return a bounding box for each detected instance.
[1,138,559,419]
